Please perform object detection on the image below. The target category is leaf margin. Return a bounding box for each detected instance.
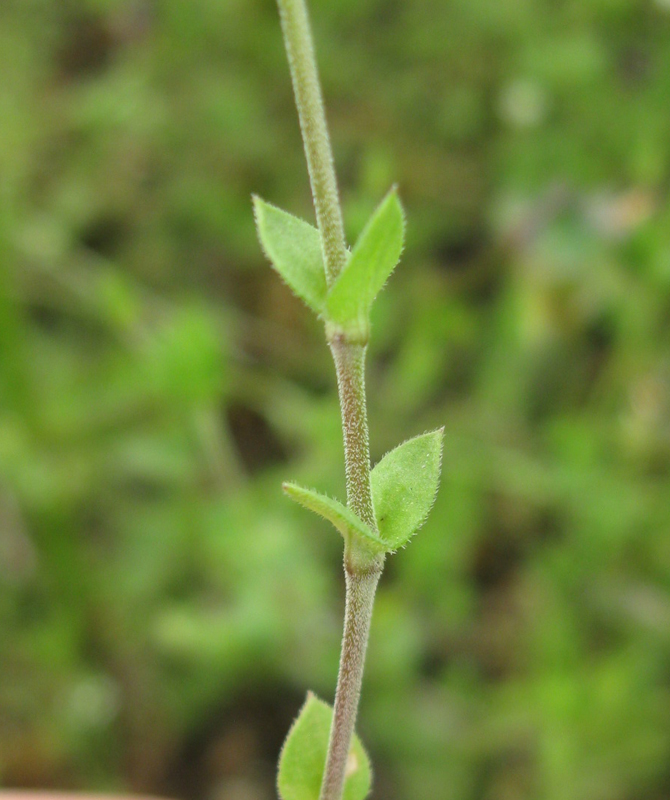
[283,482,387,553]
[253,195,327,314]
[277,691,372,800]
[325,187,405,341]
[370,427,444,552]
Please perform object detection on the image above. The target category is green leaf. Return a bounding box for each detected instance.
[253,197,327,314]
[278,692,372,800]
[326,188,405,340]
[283,483,386,553]
[371,428,444,550]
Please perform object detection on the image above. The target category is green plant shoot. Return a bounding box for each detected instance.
[254,1,443,798]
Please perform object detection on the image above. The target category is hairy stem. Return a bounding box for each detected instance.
[329,339,376,531]
[323,337,382,800]
[275,0,348,286]
[276,2,382,798]
[319,566,381,800]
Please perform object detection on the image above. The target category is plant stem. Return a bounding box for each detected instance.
[329,339,376,532]
[325,337,383,800]
[319,565,381,800]
[276,3,382,799]
[275,0,348,286]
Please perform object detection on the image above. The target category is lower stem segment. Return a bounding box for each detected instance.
[318,565,381,800]
[320,336,383,800]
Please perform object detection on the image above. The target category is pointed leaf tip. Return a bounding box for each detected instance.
[371,428,444,551]
[278,693,372,800]
[326,188,405,341]
[253,197,327,314]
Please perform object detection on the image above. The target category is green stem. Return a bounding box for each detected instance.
[329,339,376,532]
[275,3,382,799]
[319,566,381,800]
[276,0,348,286]
[325,337,383,800]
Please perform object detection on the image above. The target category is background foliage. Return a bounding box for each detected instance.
[2,1,670,799]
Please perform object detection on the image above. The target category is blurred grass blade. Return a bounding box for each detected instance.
[254,197,327,314]
[283,482,386,552]
[371,428,444,550]
[326,188,404,340]
[278,692,372,800]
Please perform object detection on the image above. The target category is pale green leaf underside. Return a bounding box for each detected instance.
[326,189,405,337]
[278,693,372,800]
[283,483,386,553]
[371,428,444,550]
[253,197,327,313]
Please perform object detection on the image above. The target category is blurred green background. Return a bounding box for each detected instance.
[2,0,670,798]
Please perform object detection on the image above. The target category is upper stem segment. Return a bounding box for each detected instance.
[276,0,348,286]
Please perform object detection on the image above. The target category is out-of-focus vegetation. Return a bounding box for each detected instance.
[2,0,670,798]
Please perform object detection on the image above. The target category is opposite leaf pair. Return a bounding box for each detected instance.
[254,188,405,342]
[278,693,371,800]
[284,428,444,555]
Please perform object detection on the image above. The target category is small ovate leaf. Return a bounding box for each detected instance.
[283,483,386,553]
[371,428,444,550]
[326,188,405,340]
[253,197,327,314]
[278,692,372,800]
